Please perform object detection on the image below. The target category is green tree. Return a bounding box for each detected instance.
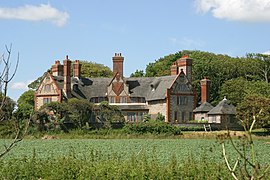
[237,95,270,129]
[97,101,124,129]
[246,53,270,83]
[16,90,35,120]
[80,61,113,78]
[33,101,69,131]
[28,76,44,90]
[130,69,144,77]
[0,94,16,121]
[220,78,270,106]
[67,98,94,129]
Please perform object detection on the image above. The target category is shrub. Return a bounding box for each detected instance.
[123,120,182,135]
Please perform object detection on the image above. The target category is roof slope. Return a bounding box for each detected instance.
[53,75,177,101]
[193,102,214,113]
[207,98,236,115]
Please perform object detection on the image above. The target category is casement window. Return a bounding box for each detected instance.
[177,96,188,105]
[120,96,127,103]
[180,96,188,105]
[127,112,136,122]
[181,111,186,122]
[212,116,216,123]
[109,97,115,103]
[43,98,52,104]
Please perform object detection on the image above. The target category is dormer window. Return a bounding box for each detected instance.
[151,84,155,91]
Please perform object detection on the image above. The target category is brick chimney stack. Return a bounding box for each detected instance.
[112,53,124,77]
[170,62,178,75]
[177,55,192,82]
[200,77,211,103]
[51,60,63,76]
[73,60,81,78]
[63,55,71,98]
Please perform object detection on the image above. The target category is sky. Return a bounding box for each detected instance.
[0,0,270,101]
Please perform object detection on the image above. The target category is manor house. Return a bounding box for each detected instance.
[35,54,199,122]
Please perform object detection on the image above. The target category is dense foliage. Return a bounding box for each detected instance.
[80,61,113,78]
[123,120,182,135]
[237,95,270,129]
[31,100,125,132]
[15,90,35,120]
[0,94,15,121]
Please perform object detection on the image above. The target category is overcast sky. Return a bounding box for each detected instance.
[0,0,270,101]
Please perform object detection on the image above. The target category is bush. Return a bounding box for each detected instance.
[123,120,182,135]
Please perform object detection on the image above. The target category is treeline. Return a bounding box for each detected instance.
[132,50,270,105]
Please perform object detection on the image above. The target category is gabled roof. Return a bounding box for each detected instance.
[207,98,236,115]
[193,102,214,113]
[52,75,177,101]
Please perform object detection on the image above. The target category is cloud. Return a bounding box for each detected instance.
[0,4,69,26]
[11,80,34,90]
[194,0,270,23]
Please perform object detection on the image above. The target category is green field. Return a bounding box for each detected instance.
[0,138,269,179]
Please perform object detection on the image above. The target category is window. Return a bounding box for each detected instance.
[43,98,52,104]
[109,97,115,103]
[176,96,179,105]
[182,111,186,122]
[128,112,136,122]
[212,116,216,123]
[189,112,193,121]
[138,112,145,121]
[179,96,188,105]
[174,111,178,122]
[44,84,51,92]
[120,96,127,103]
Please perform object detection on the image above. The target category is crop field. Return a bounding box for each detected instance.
[0,138,269,179]
[0,138,269,163]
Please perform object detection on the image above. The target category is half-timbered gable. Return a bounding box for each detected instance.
[35,72,62,110]
[167,71,196,123]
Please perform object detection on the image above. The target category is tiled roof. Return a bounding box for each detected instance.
[207,98,236,115]
[53,75,177,101]
[193,102,214,113]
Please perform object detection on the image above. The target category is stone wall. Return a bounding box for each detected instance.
[147,100,167,120]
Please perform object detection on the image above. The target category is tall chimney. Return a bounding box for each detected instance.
[200,77,211,103]
[63,55,71,98]
[73,60,81,78]
[170,62,178,75]
[177,55,192,82]
[112,53,124,78]
[51,60,63,76]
